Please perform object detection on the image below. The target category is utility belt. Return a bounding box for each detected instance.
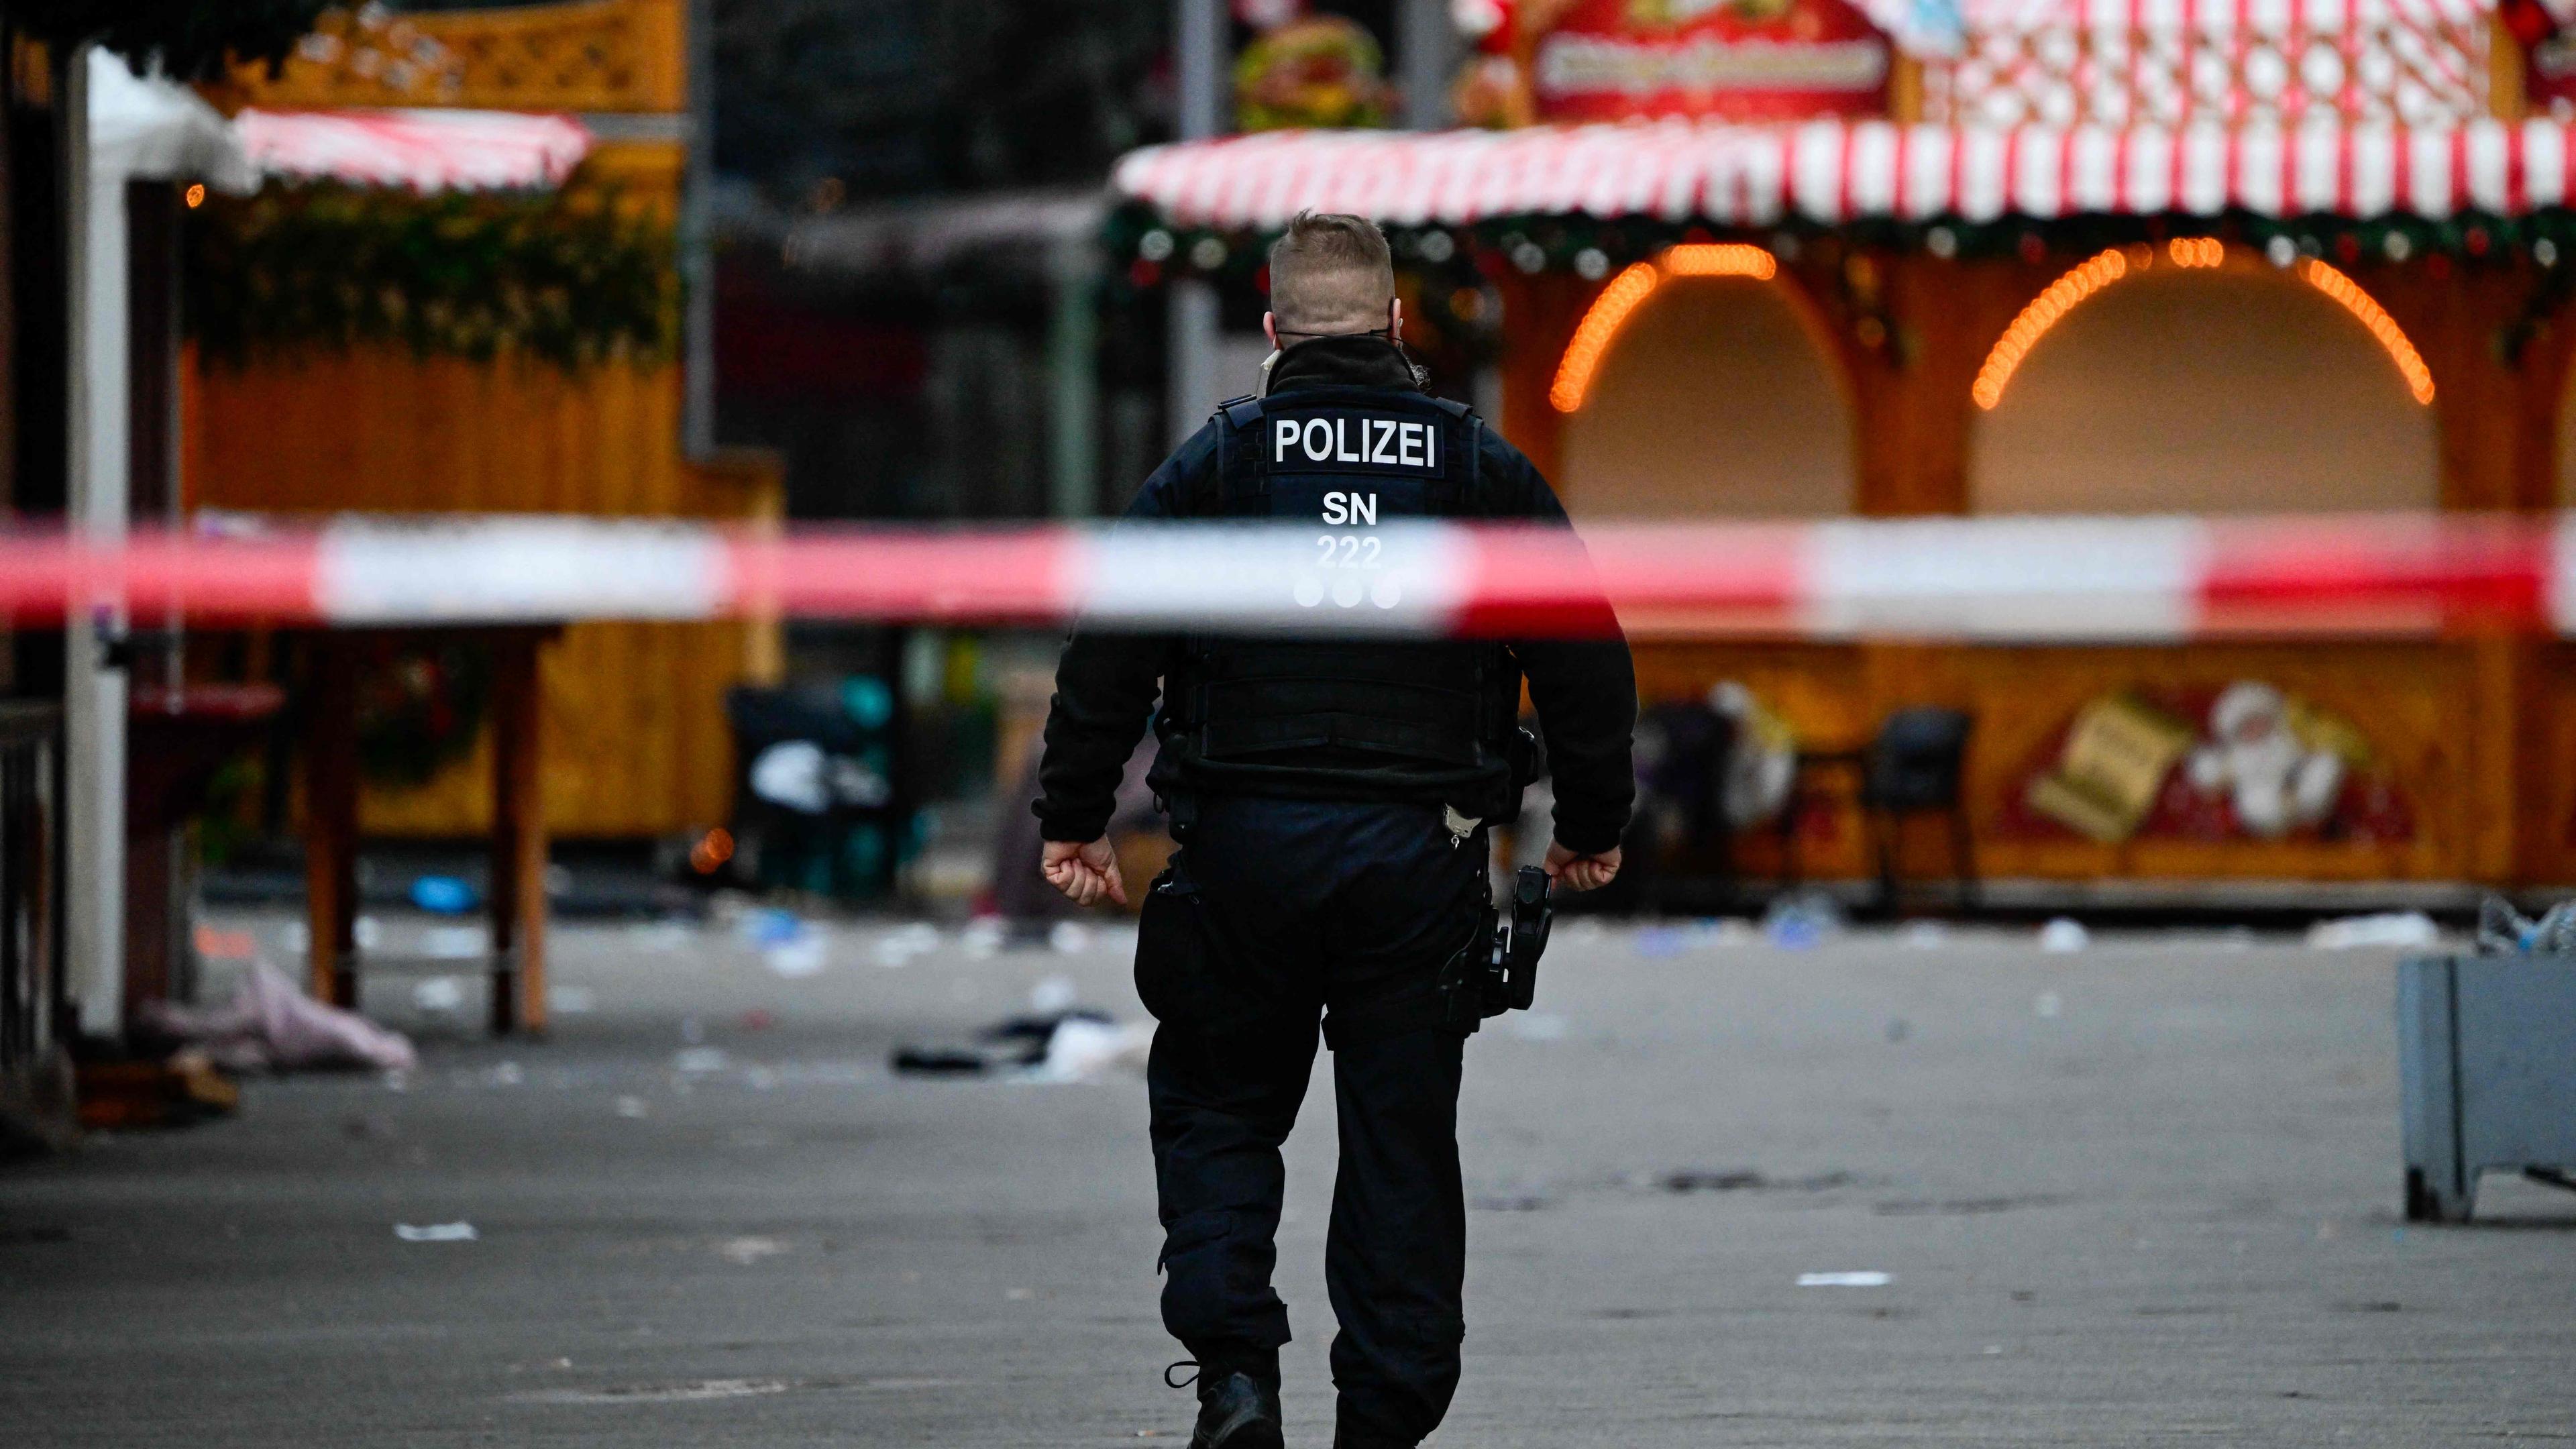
[1155,722,1544,840]
[1438,866,1554,1033]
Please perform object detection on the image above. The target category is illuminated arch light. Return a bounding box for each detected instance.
[1662,242,1779,280]
[1973,241,2435,411]
[1548,244,1780,413]
[1972,249,2132,411]
[2297,258,2436,405]
[2167,237,2223,268]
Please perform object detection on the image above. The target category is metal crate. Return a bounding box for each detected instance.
[2398,955,2576,1222]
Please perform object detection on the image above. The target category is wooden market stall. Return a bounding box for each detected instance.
[184,0,779,845]
[1113,0,2576,898]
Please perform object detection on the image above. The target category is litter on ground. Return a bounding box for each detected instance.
[2306,912,2441,950]
[393,1222,478,1242]
[411,977,467,1014]
[409,875,478,914]
[873,923,943,969]
[419,925,488,960]
[2038,918,2090,952]
[2475,896,2576,954]
[763,934,828,978]
[1764,892,1845,949]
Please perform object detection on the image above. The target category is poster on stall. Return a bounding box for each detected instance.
[1532,0,1894,122]
[2004,682,2414,847]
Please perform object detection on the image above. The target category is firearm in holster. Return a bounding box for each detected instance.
[1441,866,1554,1030]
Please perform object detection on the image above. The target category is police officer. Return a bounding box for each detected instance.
[1036,211,1636,1449]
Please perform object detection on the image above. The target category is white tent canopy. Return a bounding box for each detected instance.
[85,47,261,192]
[64,48,265,1036]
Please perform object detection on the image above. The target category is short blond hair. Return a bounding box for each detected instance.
[1267,211,1395,335]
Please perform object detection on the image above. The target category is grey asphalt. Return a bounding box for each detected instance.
[3,910,2572,1446]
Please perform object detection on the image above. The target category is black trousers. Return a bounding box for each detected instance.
[1139,796,1488,1446]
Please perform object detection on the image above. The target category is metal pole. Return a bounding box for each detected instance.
[1048,235,1101,518]
[1166,0,1226,445]
[1401,0,1456,131]
[1176,0,1224,152]
[1167,282,1220,446]
[682,0,717,458]
[62,45,129,1039]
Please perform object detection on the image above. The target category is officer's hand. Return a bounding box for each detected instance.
[1544,841,1622,892]
[1041,838,1129,908]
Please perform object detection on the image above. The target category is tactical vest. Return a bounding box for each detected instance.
[1155,384,1529,820]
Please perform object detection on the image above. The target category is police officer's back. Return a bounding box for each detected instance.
[1036,211,1636,1449]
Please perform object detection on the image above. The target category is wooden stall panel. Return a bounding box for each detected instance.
[186,348,781,840]
[345,619,768,840]
[2522,641,2576,885]
[1630,637,2529,887]
[1945,642,2471,883]
[193,351,693,515]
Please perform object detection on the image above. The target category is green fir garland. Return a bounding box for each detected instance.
[186,182,680,371]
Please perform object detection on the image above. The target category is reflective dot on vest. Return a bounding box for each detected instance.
[1293,576,1325,608]
[1370,576,1403,608]
[1332,576,1365,608]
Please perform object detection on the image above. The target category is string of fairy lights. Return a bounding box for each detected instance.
[1110,204,2483,412]
[1966,240,2433,408]
[1109,203,2576,299]
[1970,248,2136,409]
[1547,244,1776,412]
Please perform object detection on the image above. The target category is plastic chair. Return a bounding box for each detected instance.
[1860,707,1976,914]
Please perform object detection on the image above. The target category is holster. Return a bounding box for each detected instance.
[1159,790,1201,843]
[1438,865,1554,1032]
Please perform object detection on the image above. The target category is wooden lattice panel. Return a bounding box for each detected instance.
[215,0,684,114]
[1925,20,2488,127]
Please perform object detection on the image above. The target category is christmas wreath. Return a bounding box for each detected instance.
[351,639,491,788]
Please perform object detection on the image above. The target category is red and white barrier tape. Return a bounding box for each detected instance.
[2,513,2573,641]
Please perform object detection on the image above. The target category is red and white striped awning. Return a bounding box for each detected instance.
[1113,120,2576,226]
[233,109,592,191]
[1853,0,2515,53]
[1915,0,2487,33]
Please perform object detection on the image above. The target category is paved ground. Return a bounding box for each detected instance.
[3,910,2572,1447]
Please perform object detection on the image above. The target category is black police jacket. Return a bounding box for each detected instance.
[1034,335,1638,855]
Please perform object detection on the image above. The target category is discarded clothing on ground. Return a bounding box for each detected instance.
[892,1008,1150,1082]
[137,962,419,1073]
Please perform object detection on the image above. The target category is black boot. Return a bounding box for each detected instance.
[1177,1364,1283,1449]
